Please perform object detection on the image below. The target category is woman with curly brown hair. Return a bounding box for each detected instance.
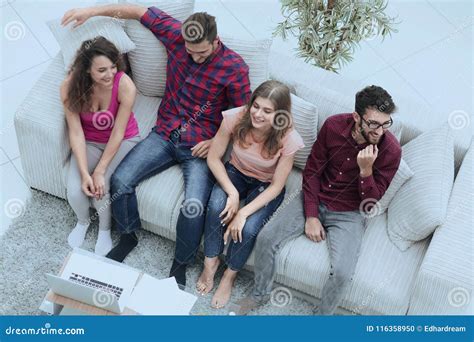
[196,80,304,308]
[60,36,139,255]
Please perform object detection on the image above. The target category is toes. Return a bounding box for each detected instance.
[196,283,206,293]
[196,280,212,295]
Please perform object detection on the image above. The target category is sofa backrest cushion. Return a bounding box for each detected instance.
[290,94,318,170]
[47,17,136,72]
[219,36,271,91]
[374,158,414,216]
[387,124,455,251]
[124,0,195,97]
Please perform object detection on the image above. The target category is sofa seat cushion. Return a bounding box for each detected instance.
[269,213,429,315]
[137,165,184,237]
[130,93,184,236]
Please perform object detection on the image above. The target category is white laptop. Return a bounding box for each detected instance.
[46,251,140,314]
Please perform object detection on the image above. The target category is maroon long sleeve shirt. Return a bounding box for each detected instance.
[303,113,402,218]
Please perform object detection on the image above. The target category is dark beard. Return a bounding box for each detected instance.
[359,121,371,143]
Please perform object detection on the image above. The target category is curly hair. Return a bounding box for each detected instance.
[65,36,125,113]
[233,80,293,159]
[355,85,396,117]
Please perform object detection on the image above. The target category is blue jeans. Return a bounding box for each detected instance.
[204,163,285,271]
[110,127,215,264]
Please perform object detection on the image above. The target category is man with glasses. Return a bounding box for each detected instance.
[234,85,401,315]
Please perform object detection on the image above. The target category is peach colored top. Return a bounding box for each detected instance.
[222,106,304,183]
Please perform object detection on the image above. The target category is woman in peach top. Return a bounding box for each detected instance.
[196,80,304,308]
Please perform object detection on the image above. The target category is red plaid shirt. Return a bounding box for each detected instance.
[140,7,251,146]
[303,114,401,218]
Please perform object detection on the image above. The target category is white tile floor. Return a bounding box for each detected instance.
[1,0,473,236]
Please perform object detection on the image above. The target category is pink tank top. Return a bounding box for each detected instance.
[80,71,139,143]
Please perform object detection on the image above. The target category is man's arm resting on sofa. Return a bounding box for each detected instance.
[62,4,147,28]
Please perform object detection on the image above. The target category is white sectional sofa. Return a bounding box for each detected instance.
[14,4,473,315]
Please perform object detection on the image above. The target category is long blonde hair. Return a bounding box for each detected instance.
[233,80,292,159]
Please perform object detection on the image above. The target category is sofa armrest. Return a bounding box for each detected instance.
[408,143,473,315]
[14,54,69,199]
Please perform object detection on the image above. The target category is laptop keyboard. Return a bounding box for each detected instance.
[69,273,123,299]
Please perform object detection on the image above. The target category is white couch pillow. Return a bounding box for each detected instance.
[290,94,318,170]
[124,0,195,97]
[295,83,353,132]
[47,17,136,72]
[387,125,455,251]
[219,36,271,91]
[374,158,414,215]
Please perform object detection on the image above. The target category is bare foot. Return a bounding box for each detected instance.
[196,257,221,295]
[211,269,237,309]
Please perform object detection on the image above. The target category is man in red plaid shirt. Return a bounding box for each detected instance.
[63,4,251,287]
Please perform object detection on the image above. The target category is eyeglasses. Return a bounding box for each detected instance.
[360,116,393,130]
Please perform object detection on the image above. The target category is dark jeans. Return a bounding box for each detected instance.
[110,127,215,264]
[204,162,285,271]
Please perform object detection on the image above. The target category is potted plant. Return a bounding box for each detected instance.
[274,0,398,72]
